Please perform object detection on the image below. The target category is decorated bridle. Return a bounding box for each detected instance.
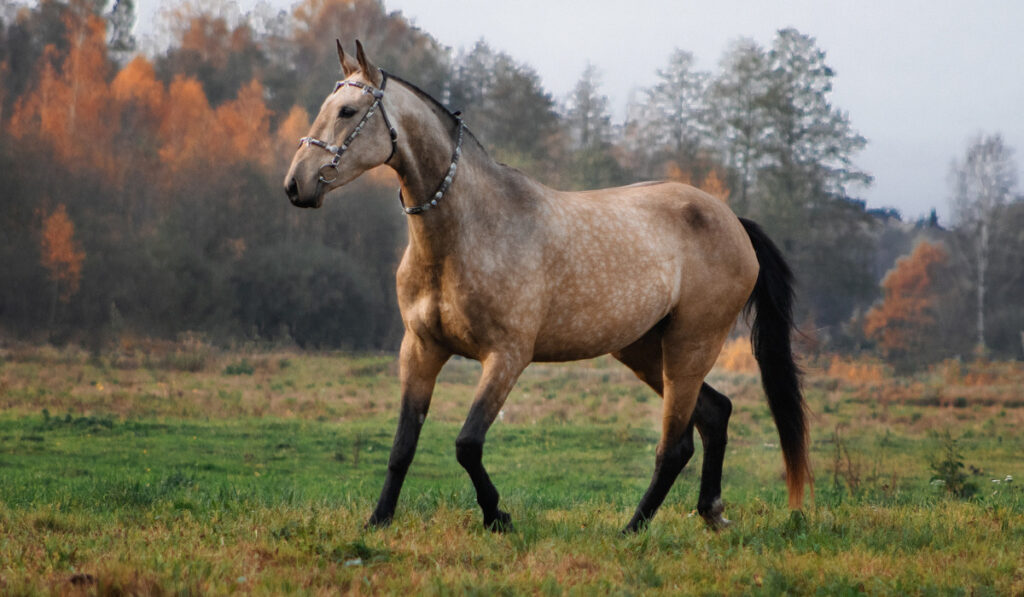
[298,71,466,216]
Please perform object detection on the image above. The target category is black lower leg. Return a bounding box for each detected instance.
[624,425,695,532]
[694,383,732,528]
[455,436,511,531]
[367,402,426,527]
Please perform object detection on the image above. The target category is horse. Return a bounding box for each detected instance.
[284,41,811,533]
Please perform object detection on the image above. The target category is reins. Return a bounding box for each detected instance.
[297,70,466,216]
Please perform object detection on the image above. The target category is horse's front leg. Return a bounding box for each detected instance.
[367,333,450,527]
[456,351,528,531]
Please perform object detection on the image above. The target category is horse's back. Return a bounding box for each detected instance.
[526,181,757,360]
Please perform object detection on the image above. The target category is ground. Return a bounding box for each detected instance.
[0,340,1021,595]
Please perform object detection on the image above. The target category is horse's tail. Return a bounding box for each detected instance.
[739,217,812,510]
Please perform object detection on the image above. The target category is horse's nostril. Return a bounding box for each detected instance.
[285,178,299,200]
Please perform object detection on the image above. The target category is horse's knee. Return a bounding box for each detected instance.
[455,437,483,469]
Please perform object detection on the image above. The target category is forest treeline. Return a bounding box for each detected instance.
[1,0,1021,368]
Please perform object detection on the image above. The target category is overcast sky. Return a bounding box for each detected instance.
[136,0,1024,222]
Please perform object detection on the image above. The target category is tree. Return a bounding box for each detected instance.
[564,63,612,150]
[8,6,117,178]
[864,241,948,368]
[39,203,86,325]
[700,169,730,202]
[708,38,771,213]
[756,29,871,227]
[985,201,1024,357]
[627,49,710,180]
[713,29,875,339]
[560,63,627,189]
[948,133,1018,354]
[448,41,561,177]
[105,0,136,62]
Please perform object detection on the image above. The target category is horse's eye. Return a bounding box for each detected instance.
[338,106,357,119]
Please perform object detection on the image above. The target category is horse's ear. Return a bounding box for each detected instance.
[355,39,383,86]
[337,39,359,77]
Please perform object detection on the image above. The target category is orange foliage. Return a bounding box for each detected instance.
[864,241,948,358]
[660,163,730,203]
[9,11,116,177]
[825,355,887,384]
[157,75,218,173]
[714,337,758,373]
[274,105,311,168]
[663,161,692,185]
[155,76,278,175]
[180,15,233,68]
[700,169,730,203]
[111,57,167,120]
[216,79,273,168]
[40,204,86,302]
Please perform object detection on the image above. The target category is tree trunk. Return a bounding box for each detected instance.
[975,220,988,354]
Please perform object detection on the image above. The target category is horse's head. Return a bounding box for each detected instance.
[284,41,397,208]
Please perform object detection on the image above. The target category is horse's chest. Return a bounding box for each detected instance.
[399,262,540,357]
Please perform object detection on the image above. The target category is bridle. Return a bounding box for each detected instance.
[297,70,466,216]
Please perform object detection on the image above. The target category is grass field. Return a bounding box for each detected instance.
[0,342,1022,595]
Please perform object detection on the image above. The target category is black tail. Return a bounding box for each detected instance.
[739,217,811,509]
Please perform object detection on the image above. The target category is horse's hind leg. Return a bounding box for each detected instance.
[614,336,733,529]
[456,351,528,531]
[617,322,732,532]
[615,332,691,532]
[693,384,732,529]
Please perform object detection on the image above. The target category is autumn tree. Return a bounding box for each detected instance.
[156,12,267,106]
[8,5,117,178]
[39,203,86,326]
[700,169,730,202]
[864,241,949,369]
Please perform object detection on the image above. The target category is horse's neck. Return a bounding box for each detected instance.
[390,94,508,263]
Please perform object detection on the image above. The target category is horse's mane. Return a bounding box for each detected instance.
[385,72,485,152]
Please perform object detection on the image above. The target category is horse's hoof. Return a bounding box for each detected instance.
[701,514,732,531]
[699,498,731,531]
[486,510,513,533]
[365,512,392,530]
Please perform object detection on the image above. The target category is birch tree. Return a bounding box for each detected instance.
[949,133,1018,353]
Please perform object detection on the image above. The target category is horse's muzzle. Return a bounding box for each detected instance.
[285,177,324,209]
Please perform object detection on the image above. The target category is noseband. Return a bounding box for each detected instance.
[298,71,467,216]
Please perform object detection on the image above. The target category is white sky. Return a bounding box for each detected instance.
[135,0,1024,222]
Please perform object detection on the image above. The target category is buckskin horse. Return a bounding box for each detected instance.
[284,41,810,533]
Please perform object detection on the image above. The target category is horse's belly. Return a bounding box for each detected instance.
[531,270,674,361]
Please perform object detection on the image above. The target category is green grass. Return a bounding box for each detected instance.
[0,349,1022,594]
